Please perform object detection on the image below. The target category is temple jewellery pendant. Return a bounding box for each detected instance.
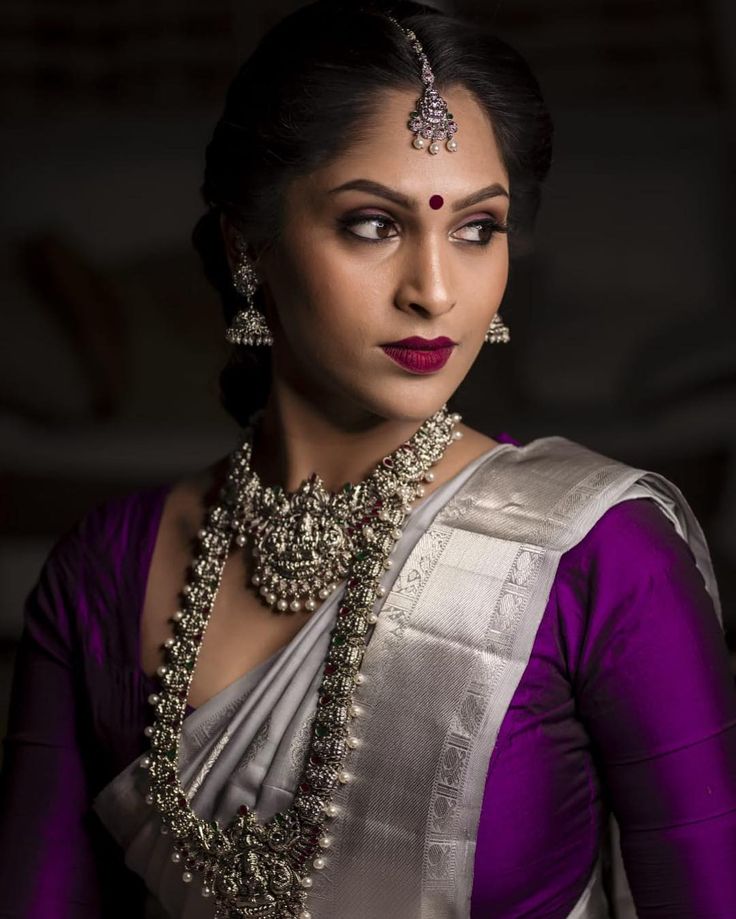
[140,405,463,918]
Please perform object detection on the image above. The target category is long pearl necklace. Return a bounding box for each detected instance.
[140,405,462,918]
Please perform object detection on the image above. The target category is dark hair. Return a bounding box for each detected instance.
[192,0,553,427]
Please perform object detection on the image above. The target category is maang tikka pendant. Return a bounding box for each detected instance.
[387,16,459,155]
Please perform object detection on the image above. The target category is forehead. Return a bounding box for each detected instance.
[296,85,508,204]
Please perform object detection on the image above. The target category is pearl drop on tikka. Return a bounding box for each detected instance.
[171,850,181,863]
[347,735,360,749]
[452,429,464,440]
[290,599,302,612]
[313,856,326,870]
[182,871,193,883]
[376,585,386,597]
[164,637,175,649]
[324,802,339,817]
[300,876,314,889]
[424,471,435,482]
[338,770,352,784]
[277,599,289,611]
[318,835,333,849]
[172,610,183,622]
[429,142,440,155]
[447,138,458,152]
[140,756,151,769]
[299,910,312,919]
[412,136,425,149]
[148,693,160,705]
[197,528,207,540]
[367,612,378,624]
[143,725,153,737]
[354,673,365,685]
[156,665,168,677]
[305,598,318,611]
[144,793,154,805]
[202,886,212,898]
[349,704,361,717]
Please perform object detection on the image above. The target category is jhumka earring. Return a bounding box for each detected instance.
[224,231,274,347]
[485,313,511,345]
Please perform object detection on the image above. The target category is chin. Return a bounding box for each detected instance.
[353,381,456,425]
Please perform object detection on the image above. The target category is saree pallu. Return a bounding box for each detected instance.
[93,436,723,918]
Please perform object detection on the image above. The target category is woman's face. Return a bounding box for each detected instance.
[235,85,510,426]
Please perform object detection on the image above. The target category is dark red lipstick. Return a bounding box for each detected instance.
[380,336,456,374]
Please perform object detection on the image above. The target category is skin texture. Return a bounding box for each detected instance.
[220,85,511,495]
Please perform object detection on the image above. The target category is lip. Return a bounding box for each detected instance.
[383,336,456,349]
[381,343,455,374]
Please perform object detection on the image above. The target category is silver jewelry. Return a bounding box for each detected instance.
[235,407,462,613]
[225,232,274,347]
[387,16,458,155]
[141,405,463,917]
[485,313,510,344]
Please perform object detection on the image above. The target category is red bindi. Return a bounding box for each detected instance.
[429,194,444,210]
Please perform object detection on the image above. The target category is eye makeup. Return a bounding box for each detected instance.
[337,210,508,246]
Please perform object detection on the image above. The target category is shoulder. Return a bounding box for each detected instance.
[48,483,171,580]
[556,496,725,691]
[556,495,714,622]
[564,496,694,575]
[51,453,229,567]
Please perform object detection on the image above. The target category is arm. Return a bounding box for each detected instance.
[0,520,107,916]
[575,498,736,918]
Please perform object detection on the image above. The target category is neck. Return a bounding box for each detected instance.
[250,386,440,494]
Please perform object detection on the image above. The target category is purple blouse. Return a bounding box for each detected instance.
[1,433,735,917]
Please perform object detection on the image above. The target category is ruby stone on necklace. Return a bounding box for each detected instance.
[139,405,463,918]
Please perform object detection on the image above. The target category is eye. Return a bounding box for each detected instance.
[453,219,509,246]
[340,214,399,242]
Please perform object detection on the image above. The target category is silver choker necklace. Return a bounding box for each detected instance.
[141,404,463,917]
[234,407,464,614]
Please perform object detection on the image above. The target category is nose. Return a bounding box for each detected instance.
[394,235,455,318]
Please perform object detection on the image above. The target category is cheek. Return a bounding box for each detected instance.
[274,240,387,343]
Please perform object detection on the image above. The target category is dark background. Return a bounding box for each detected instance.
[1,0,735,742]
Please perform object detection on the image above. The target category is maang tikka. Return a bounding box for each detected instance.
[225,230,274,347]
[387,15,458,155]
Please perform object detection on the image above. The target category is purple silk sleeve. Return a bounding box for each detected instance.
[575,498,736,915]
[0,501,150,917]
[471,494,736,917]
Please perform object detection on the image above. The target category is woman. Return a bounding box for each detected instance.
[1,1,735,916]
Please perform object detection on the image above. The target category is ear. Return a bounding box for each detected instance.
[219,213,240,275]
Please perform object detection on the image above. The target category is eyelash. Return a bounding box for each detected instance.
[339,214,510,246]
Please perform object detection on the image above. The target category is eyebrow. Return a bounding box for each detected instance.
[328,178,509,211]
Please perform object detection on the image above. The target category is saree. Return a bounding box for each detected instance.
[92,435,724,918]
